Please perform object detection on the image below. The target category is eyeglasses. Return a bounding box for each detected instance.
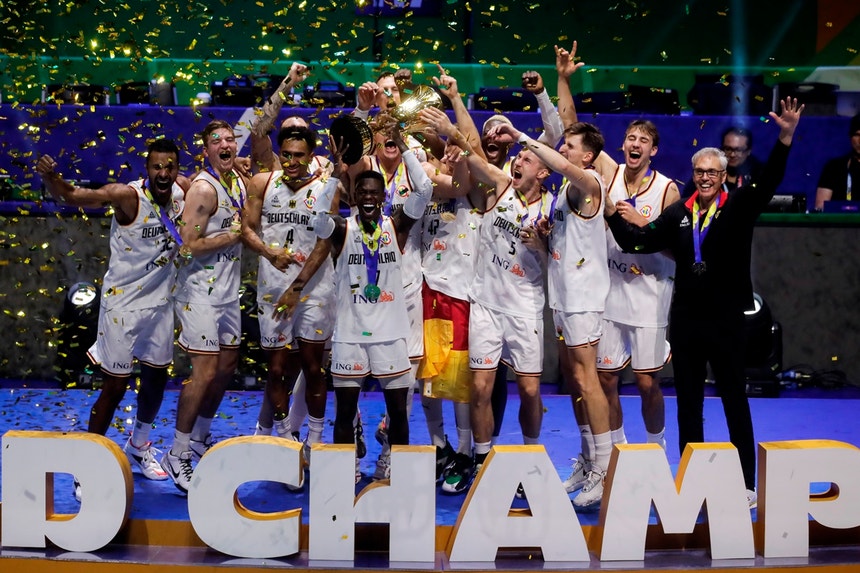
[721,146,749,155]
[693,168,726,179]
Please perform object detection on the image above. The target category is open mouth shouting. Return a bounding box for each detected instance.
[358,201,381,219]
[152,177,172,192]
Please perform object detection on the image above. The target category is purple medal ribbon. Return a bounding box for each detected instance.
[359,217,382,301]
[206,167,244,211]
[142,179,183,248]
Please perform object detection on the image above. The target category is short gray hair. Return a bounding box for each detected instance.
[691,147,727,170]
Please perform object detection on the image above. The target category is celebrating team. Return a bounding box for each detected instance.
[35,43,804,510]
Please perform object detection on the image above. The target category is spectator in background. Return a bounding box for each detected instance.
[681,126,764,198]
[813,113,860,211]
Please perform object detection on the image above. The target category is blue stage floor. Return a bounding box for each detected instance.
[0,380,858,527]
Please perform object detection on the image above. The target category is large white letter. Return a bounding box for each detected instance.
[187,436,301,558]
[759,439,860,558]
[309,444,436,563]
[1,430,132,552]
[598,443,753,561]
[447,445,589,563]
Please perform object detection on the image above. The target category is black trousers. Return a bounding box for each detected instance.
[669,311,756,490]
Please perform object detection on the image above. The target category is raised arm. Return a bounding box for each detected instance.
[431,66,486,160]
[252,62,310,139]
[250,63,311,172]
[522,70,563,147]
[392,125,433,238]
[555,41,584,130]
[36,154,138,219]
[419,106,510,196]
[754,97,804,202]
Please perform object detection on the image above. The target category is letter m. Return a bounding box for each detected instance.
[596,443,754,561]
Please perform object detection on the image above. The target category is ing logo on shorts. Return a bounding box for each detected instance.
[334,362,366,371]
[598,356,613,365]
[470,356,494,366]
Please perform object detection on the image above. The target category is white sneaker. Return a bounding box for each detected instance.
[373,452,391,481]
[189,434,214,462]
[572,469,605,510]
[73,478,81,502]
[124,439,168,481]
[562,454,589,493]
[160,450,194,494]
[355,457,362,484]
[747,489,758,509]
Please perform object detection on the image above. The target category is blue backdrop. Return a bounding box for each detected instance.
[1,104,852,208]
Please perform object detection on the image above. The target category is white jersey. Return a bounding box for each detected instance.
[421,196,481,301]
[370,155,422,297]
[101,180,184,311]
[547,171,610,313]
[333,216,410,343]
[175,169,244,305]
[603,165,676,327]
[469,183,545,319]
[256,172,335,305]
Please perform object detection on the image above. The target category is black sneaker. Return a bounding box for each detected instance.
[354,415,367,459]
[441,453,476,495]
[435,440,456,483]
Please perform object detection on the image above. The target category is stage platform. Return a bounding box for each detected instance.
[2,384,860,571]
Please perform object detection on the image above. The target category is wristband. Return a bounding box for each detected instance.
[518,133,533,145]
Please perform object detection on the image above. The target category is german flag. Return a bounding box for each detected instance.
[417,282,471,403]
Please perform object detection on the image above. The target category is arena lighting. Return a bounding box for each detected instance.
[55,282,100,388]
[743,292,783,397]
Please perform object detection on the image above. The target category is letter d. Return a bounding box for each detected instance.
[1,430,132,552]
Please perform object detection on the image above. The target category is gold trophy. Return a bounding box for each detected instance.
[329,84,444,165]
[389,84,443,135]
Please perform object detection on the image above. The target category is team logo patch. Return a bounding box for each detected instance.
[639,205,652,218]
[381,230,393,246]
[396,184,409,197]
[304,195,316,210]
